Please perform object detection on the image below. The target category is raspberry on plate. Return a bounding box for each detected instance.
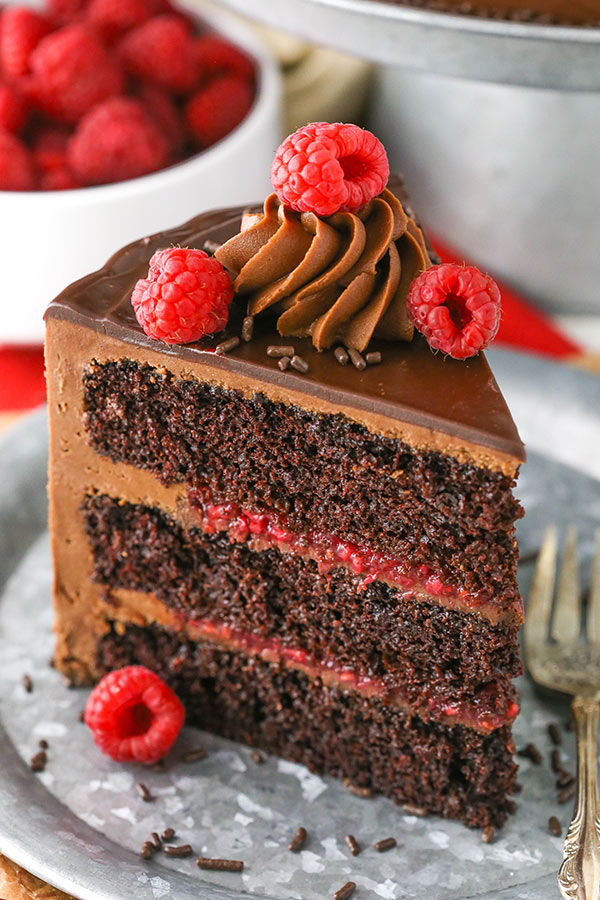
[118,14,197,92]
[0,7,51,79]
[0,129,36,190]
[29,24,124,124]
[271,121,390,217]
[0,82,28,133]
[68,97,170,186]
[407,263,502,359]
[132,247,234,344]
[84,665,185,764]
[185,73,253,149]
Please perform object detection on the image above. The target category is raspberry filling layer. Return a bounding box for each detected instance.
[188,488,523,623]
[184,617,519,733]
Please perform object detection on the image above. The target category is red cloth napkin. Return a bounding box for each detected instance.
[0,239,581,413]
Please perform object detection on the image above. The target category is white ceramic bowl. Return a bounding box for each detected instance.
[0,0,281,344]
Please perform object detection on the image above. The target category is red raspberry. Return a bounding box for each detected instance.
[185,74,253,149]
[118,15,197,92]
[0,129,35,190]
[407,263,502,359]
[0,7,51,79]
[132,247,233,343]
[68,97,169,186]
[29,25,124,124]
[194,35,254,81]
[40,166,79,190]
[86,0,155,42]
[84,665,185,764]
[31,126,69,173]
[138,83,184,153]
[46,0,86,25]
[271,122,389,217]
[0,82,28,133]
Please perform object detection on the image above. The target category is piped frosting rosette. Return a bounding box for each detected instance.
[216,187,431,352]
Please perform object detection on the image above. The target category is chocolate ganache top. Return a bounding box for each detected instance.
[214,188,430,353]
[45,183,525,463]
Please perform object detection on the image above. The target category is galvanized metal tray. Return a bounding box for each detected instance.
[213,0,600,90]
[1,348,599,900]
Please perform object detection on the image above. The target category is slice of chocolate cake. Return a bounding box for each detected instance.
[45,123,524,830]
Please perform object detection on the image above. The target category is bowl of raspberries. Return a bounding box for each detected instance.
[0,0,280,342]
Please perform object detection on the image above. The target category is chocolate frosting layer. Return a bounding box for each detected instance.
[215,189,430,352]
[45,186,525,463]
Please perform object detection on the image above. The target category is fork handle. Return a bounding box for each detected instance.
[558,695,600,900]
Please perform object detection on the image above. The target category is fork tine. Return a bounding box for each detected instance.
[525,525,557,652]
[586,529,600,643]
[551,525,580,644]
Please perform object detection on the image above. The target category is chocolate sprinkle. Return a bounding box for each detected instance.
[551,749,562,773]
[151,832,162,850]
[161,827,175,842]
[345,834,361,856]
[216,337,240,355]
[277,356,290,372]
[556,771,575,789]
[164,844,193,858]
[549,723,562,746]
[30,750,47,773]
[374,837,396,852]
[334,346,349,366]
[506,799,518,814]
[558,782,576,803]
[140,842,154,860]
[77,709,85,723]
[136,782,154,802]
[38,739,49,750]
[549,816,562,837]
[251,749,264,764]
[182,746,207,763]
[196,858,244,872]
[23,674,33,693]
[402,803,427,816]
[334,882,356,900]
[482,825,495,844]
[365,351,382,366]
[266,345,295,358]
[348,348,366,371]
[241,316,254,343]
[343,780,373,798]
[518,743,542,765]
[290,354,309,374]
[288,826,307,852]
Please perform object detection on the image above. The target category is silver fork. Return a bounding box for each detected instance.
[525,525,600,900]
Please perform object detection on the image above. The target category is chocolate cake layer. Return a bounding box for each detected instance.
[83,359,523,608]
[378,0,600,26]
[83,493,522,728]
[97,622,518,828]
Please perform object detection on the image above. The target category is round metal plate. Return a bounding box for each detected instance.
[1,349,599,900]
[215,0,600,90]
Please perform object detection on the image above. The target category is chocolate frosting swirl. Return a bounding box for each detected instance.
[215,187,431,352]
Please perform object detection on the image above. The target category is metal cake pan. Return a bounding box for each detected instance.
[213,0,600,90]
